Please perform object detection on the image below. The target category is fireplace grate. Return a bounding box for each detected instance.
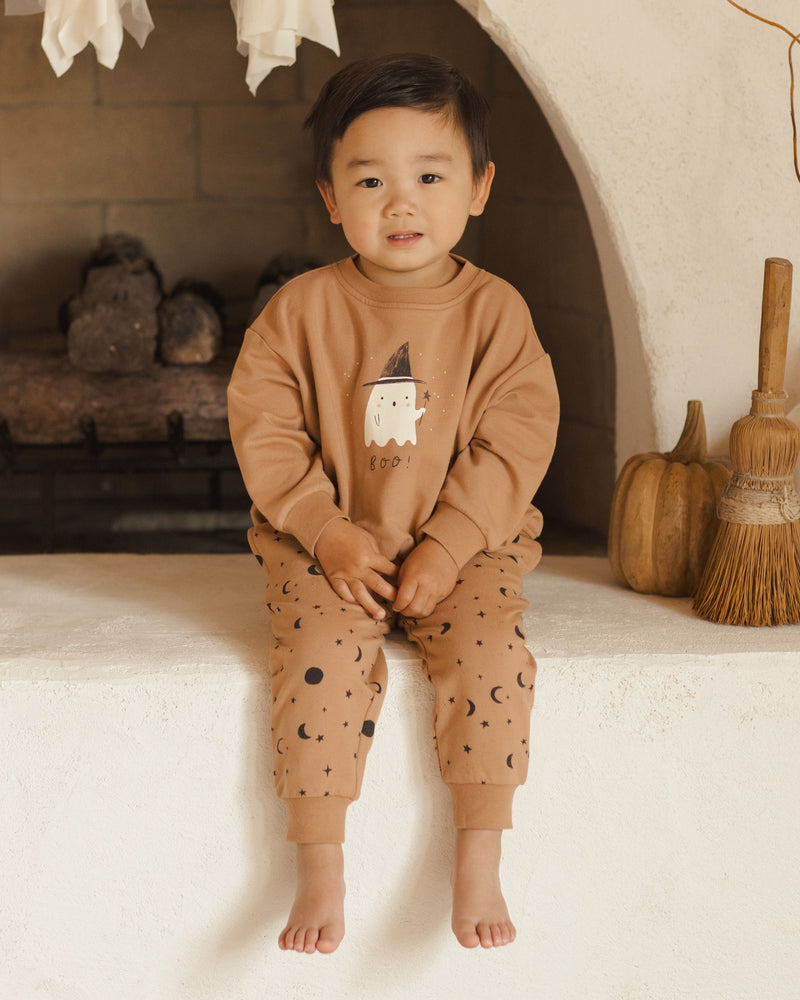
[0,412,607,557]
[0,410,251,554]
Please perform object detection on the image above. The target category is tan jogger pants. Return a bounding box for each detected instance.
[250,522,542,843]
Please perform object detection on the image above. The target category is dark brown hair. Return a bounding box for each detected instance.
[305,53,491,183]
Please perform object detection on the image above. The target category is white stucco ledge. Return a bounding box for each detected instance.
[2,553,799,1000]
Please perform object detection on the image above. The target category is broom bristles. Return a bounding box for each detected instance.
[728,405,799,479]
[693,519,800,625]
[692,392,800,626]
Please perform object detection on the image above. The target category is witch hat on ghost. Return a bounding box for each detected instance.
[363,342,425,385]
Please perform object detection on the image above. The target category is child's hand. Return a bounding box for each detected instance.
[315,520,398,620]
[393,538,459,619]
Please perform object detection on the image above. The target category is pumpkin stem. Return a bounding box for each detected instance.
[664,400,708,463]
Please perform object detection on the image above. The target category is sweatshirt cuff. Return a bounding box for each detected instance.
[421,504,487,570]
[282,492,348,556]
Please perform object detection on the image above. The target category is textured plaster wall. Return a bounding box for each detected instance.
[460,0,800,464]
[3,553,800,999]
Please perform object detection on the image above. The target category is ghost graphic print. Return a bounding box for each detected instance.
[363,342,426,447]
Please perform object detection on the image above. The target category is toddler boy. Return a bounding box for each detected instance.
[228,52,559,954]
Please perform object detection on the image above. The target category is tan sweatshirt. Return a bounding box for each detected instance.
[227,256,559,570]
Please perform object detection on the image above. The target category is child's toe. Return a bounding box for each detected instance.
[477,921,495,948]
[316,924,341,954]
[452,919,481,948]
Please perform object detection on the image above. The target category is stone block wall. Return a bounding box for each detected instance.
[485,56,615,533]
[0,0,613,535]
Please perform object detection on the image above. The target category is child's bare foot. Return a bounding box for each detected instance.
[279,843,345,954]
[451,829,516,949]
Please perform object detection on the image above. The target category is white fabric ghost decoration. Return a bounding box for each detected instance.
[4,0,340,93]
[5,0,153,75]
[230,0,340,96]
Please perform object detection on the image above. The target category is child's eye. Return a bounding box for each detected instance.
[420,174,440,184]
[358,177,382,188]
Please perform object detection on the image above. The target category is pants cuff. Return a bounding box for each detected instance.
[448,783,516,830]
[286,795,351,843]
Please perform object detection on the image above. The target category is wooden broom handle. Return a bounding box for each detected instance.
[758,256,793,394]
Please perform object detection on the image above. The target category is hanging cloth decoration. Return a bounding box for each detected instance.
[229,0,340,95]
[5,0,340,93]
[4,0,154,76]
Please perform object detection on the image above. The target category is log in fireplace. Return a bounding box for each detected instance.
[0,234,256,554]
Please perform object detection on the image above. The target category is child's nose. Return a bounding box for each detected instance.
[383,185,416,216]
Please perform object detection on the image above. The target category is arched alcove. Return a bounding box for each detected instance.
[0,0,614,551]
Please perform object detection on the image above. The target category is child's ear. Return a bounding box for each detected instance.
[469,162,495,217]
[317,181,341,225]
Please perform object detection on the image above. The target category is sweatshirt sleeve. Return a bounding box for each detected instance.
[420,322,559,569]
[227,324,347,556]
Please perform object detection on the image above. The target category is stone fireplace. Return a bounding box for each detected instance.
[0,0,615,551]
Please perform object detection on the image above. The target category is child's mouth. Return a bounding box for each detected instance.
[387,232,422,244]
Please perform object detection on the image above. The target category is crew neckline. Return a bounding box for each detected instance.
[333,254,481,305]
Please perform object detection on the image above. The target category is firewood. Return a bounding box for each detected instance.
[249,253,321,323]
[65,234,163,374]
[68,296,160,374]
[0,349,232,445]
[159,280,224,365]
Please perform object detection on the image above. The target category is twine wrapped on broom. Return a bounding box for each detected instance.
[693,257,800,626]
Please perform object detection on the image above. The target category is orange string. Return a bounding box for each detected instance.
[726,0,795,38]
[726,0,800,184]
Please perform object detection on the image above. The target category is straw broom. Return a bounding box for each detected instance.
[693,256,800,626]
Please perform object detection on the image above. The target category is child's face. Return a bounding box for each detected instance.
[317,106,494,287]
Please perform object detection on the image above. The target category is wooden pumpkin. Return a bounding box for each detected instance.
[608,400,731,596]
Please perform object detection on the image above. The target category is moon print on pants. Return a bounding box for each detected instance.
[363,342,426,447]
[248,518,543,842]
[400,538,539,793]
[251,524,389,811]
